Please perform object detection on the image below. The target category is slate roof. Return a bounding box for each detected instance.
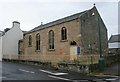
[22,31,27,34]
[25,8,91,34]
[109,34,120,43]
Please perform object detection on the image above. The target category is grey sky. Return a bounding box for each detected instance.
[0,0,119,39]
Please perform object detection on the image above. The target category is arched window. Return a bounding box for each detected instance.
[28,35,32,46]
[61,27,67,40]
[49,30,54,49]
[36,33,40,50]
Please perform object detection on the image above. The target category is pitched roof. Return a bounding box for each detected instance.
[22,31,27,34]
[109,34,120,43]
[25,7,93,34]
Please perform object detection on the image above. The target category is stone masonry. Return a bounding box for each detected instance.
[18,6,108,64]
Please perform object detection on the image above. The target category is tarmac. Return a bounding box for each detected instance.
[89,63,119,78]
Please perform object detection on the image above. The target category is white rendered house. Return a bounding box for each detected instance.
[0,31,3,61]
[108,34,120,54]
[2,21,23,60]
[109,34,120,49]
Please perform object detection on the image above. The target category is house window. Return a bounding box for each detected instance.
[36,33,40,50]
[49,30,54,50]
[28,35,32,46]
[61,27,67,40]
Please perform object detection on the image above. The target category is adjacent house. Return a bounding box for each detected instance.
[2,21,24,60]
[108,34,120,54]
[18,5,108,64]
[0,31,3,61]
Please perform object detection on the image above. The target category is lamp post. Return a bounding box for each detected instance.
[93,4,104,71]
[98,12,104,71]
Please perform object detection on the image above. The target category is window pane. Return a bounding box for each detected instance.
[29,35,32,46]
[36,33,40,50]
[49,30,54,49]
[64,29,67,40]
[61,27,67,40]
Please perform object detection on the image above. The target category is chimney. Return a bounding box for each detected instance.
[12,21,20,28]
[41,22,43,25]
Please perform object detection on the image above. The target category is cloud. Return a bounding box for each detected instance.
[0,0,119,3]
[0,1,118,39]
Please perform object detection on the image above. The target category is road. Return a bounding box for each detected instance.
[1,61,120,82]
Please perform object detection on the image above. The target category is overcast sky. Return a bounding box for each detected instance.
[0,0,119,39]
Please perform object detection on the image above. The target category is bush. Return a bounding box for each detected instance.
[104,52,120,67]
[89,64,99,72]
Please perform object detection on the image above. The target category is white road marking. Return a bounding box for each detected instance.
[73,80,89,82]
[105,78,118,81]
[39,69,68,75]
[48,75,89,82]
[18,69,35,74]
[48,75,71,81]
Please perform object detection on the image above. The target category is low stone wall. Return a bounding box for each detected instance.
[18,55,70,64]
[58,63,90,73]
[77,54,99,64]
[3,55,18,60]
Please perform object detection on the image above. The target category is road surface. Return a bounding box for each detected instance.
[1,61,120,82]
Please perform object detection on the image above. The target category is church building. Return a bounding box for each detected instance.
[18,5,108,64]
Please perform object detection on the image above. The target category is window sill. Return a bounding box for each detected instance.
[60,40,68,42]
[48,49,55,51]
[35,50,40,52]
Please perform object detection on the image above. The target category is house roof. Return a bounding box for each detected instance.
[25,6,95,34]
[22,31,27,34]
[109,34,120,43]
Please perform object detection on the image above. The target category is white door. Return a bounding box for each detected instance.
[70,46,77,60]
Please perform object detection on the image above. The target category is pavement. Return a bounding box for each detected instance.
[1,61,120,82]
[102,63,119,76]
[89,63,120,78]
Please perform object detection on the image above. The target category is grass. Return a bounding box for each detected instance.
[78,61,98,65]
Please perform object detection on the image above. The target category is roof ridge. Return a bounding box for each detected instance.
[26,8,92,34]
